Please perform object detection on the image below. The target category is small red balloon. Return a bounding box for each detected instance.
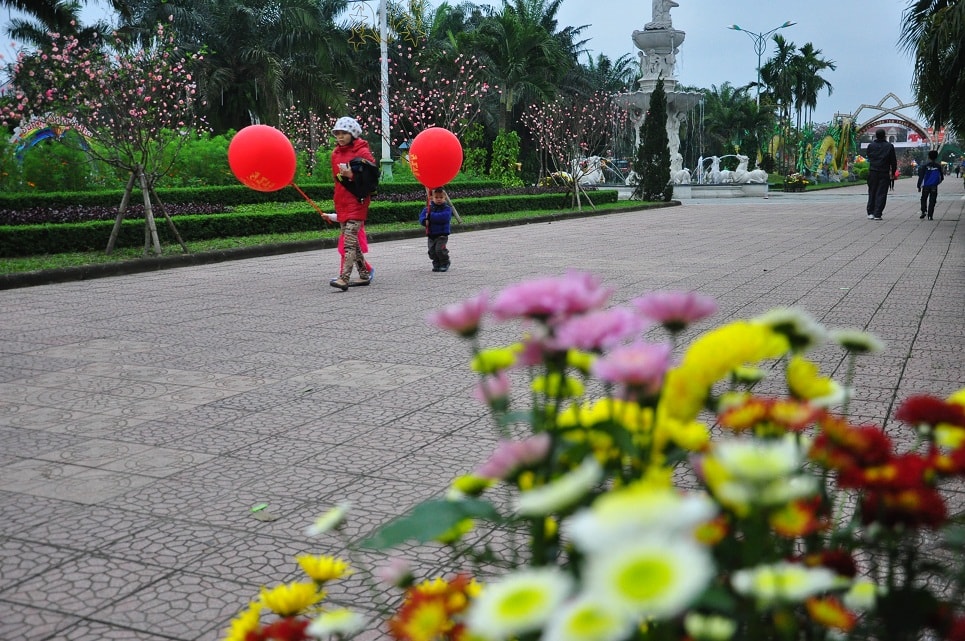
[409,127,463,188]
[228,125,296,192]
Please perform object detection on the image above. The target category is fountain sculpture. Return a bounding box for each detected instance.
[614,1,769,198]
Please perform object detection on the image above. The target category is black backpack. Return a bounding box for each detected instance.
[343,157,380,202]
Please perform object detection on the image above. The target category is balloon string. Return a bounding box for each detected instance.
[291,182,333,224]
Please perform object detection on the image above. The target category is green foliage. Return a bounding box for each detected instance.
[461,122,489,177]
[489,131,524,187]
[632,79,671,201]
[0,190,619,256]
[160,131,233,187]
[361,499,503,549]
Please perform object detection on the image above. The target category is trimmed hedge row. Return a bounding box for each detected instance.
[0,191,618,257]
[0,180,504,210]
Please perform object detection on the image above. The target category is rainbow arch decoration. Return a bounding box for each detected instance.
[9,114,93,159]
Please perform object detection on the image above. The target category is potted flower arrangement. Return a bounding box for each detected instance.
[783,174,810,192]
[223,272,965,641]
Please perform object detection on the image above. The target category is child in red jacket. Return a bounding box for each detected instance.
[329,116,376,291]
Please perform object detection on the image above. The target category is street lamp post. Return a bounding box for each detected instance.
[727,21,795,106]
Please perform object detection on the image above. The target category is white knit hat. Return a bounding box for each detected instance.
[332,116,362,139]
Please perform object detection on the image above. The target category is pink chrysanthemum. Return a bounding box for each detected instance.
[591,341,673,396]
[472,371,511,406]
[427,291,488,337]
[632,291,718,332]
[477,433,552,480]
[491,272,612,322]
[552,307,647,352]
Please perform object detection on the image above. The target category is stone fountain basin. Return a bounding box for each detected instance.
[632,28,686,53]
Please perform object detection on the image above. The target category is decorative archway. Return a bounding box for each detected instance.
[850,93,933,145]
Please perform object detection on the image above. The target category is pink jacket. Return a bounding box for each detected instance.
[331,137,376,222]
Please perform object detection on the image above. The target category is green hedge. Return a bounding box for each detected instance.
[0,180,505,210]
[0,191,618,256]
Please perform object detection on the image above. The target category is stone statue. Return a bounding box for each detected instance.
[646,0,679,29]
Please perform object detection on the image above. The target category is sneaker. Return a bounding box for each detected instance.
[329,278,349,291]
[357,267,374,286]
[432,266,441,272]
[872,217,882,221]
[867,214,874,219]
[439,264,450,272]
[928,216,933,220]
[920,212,926,219]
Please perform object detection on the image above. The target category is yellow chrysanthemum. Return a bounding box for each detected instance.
[532,373,585,398]
[659,416,711,451]
[786,355,843,405]
[447,474,494,499]
[223,602,261,641]
[435,518,475,544]
[296,554,351,583]
[471,345,520,374]
[663,321,788,422]
[393,596,451,641]
[259,581,324,617]
[567,349,596,374]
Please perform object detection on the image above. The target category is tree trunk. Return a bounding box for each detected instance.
[137,165,163,256]
[148,186,189,253]
[105,172,138,255]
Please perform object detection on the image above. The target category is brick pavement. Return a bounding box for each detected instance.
[0,176,962,640]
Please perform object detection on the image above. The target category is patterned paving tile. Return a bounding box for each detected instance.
[0,600,82,641]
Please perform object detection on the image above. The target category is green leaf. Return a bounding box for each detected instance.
[359,498,503,550]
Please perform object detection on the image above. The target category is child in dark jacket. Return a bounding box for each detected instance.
[917,149,944,220]
[419,187,453,272]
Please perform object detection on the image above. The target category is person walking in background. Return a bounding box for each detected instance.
[419,187,453,272]
[865,129,897,221]
[917,149,944,220]
[329,116,375,291]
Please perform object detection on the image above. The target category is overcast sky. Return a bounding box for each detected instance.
[5,0,920,126]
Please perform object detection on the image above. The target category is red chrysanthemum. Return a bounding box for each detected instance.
[896,395,965,428]
[861,486,948,529]
[806,596,858,632]
[255,618,311,641]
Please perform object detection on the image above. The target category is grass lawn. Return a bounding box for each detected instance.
[0,200,642,276]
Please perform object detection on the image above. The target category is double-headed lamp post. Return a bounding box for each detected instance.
[728,21,795,106]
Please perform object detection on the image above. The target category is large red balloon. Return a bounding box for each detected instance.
[409,127,463,188]
[228,125,296,192]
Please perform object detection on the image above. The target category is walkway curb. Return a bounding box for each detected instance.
[0,201,678,290]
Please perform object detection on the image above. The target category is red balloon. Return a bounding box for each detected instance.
[228,125,296,192]
[409,127,463,188]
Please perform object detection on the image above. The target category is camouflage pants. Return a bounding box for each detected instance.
[339,220,370,281]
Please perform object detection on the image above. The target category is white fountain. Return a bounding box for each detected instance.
[614,1,768,198]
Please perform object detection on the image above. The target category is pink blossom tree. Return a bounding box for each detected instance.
[351,46,490,151]
[0,21,207,255]
[279,103,335,178]
[520,92,630,209]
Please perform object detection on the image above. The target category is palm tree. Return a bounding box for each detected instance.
[2,0,109,48]
[576,52,637,94]
[792,42,835,129]
[467,0,578,132]
[900,0,965,135]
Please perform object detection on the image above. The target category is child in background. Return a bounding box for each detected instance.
[329,116,374,291]
[419,187,453,272]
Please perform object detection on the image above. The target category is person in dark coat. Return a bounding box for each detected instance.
[865,129,897,221]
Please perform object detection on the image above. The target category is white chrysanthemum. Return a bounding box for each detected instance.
[713,435,805,483]
[466,568,573,641]
[306,609,367,638]
[515,458,603,517]
[305,501,351,537]
[583,537,713,620]
[758,474,819,506]
[684,612,738,640]
[755,307,827,352]
[843,578,881,612]
[731,562,837,605]
[829,329,885,354]
[566,487,717,552]
[542,595,633,641]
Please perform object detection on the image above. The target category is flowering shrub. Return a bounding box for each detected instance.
[784,173,811,189]
[224,272,965,641]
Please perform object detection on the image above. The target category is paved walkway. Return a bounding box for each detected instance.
[1,177,962,641]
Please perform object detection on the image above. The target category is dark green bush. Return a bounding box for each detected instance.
[0,191,618,256]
